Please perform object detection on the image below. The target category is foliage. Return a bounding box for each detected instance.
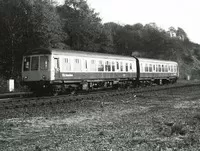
[0,0,200,81]
[57,0,103,51]
[0,0,67,78]
[0,0,30,78]
[26,0,67,49]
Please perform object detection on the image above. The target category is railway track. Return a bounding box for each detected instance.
[0,81,199,110]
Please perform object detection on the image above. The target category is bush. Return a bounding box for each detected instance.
[0,76,27,93]
[0,76,8,93]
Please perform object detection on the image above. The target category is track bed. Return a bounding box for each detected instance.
[1,80,200,150]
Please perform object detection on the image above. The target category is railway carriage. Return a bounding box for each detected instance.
[138,58,179,85]
[22,48,138,94]
[22,48,179,95]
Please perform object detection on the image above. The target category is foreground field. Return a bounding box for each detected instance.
[1,81,200,150]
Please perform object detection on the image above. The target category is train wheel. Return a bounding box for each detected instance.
[52,90,59,96]
[69,87,77,95]
[70,90,76,95]
[51,85,61,96]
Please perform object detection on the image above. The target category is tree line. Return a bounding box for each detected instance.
[0,0,200,80]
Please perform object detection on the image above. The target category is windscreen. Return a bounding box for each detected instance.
[23,55,49,71]
[31,56,39,71]
[40,56,48,70]
[23,57,30,71]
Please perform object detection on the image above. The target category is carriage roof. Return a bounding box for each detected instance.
[24,48,177,64]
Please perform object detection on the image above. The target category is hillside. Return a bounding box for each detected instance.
[0,0,200,83]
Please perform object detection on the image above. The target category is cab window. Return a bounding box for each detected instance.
[23,57,30,71]
[31,56,39,71]
[40,56,48,70]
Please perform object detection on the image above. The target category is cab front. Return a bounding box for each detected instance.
[22,55,51,91]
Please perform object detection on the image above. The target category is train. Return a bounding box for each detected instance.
[22,48,179,95]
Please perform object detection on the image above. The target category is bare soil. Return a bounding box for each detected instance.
[1,81,200,151]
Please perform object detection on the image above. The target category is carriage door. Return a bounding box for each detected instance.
[54,57,60,78]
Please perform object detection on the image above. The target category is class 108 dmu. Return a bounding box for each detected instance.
[21,48,179,95]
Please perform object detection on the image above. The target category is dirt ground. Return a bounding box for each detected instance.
[1,82,200,151]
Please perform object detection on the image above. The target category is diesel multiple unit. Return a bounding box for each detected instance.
[22,48,179,95]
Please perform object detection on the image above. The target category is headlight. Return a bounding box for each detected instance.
[24,76,28,80]
[42,75,46,80]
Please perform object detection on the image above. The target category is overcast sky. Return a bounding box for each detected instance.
[56,0,200,44]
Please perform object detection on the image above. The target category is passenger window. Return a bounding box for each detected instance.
[120,62,123,71]
[23,57,30,71]
[91,60,95,64]
[112,61,115,71]
[140,63,143,72]
[126,63,128,71]
[168,65,171,72]
[31,56,39,71]
[149,64,152,72]
[162,65,164,72]
[145,64,148,72]
[105,61,111,71]
[75,59,79,63]
[64,58,68,63]
[171,65,173,72]
[130,63,132,70]
[40,56,48,70]
[74,58,81,71]
[158,65,161,72]
[85,60,87,69]
[98,60,104,71]
[62,58,71,71]
[165,65,168,72]
[116,62,119,70]
[174,66,177,72]
[153,65,155,71]
[90,60,96,71]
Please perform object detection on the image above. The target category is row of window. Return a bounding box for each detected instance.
[23,56,178,74]
[62,58,178,73]
[61,57,135,72]
[140,63,177,73]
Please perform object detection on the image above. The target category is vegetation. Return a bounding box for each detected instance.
[0,0,200,87]
[1,82,200,150]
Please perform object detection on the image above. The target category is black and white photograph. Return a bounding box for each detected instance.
[0,0,200,150]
